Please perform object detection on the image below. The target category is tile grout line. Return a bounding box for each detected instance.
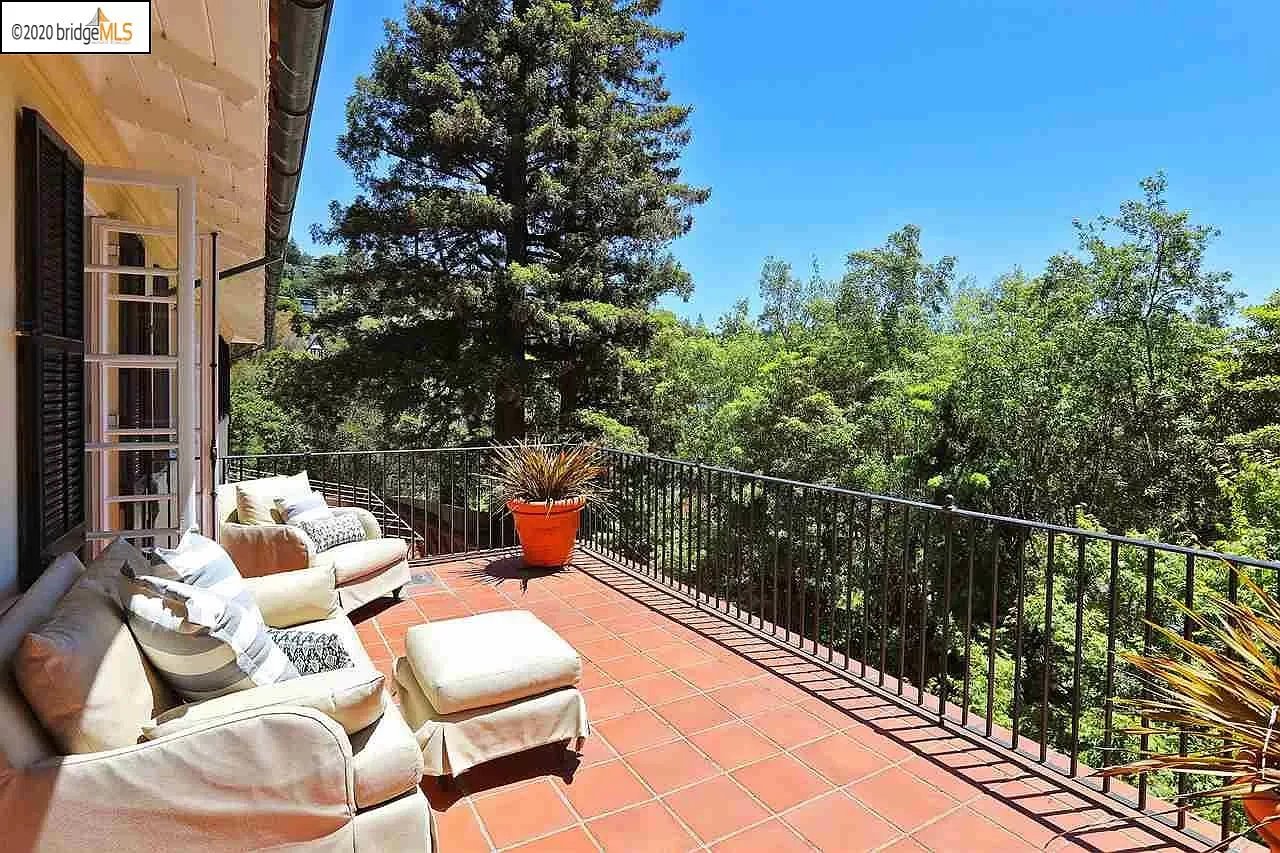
[568,559,1020,798]
[581,732,873,849]
[577,556,1205,852]
[524,584,715,851]
[544,559,958,845]
[570,559,971,848]
[463,794,499,852]
[407,556,1047,853]
[520,775,605,853]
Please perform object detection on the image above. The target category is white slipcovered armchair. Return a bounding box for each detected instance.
[216,474,411,612]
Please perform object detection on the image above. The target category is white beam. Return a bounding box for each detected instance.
[108,294,178,305]
[178,176,198,533]
[200,233,217,534]
[94,219,177,237]
[84,263,179,276]
[197,216,261,251]
[149,34,259,107]
[84,353,179,366]
[204,228,260,259]
[106,494,178,504]
[105,427,177,436]
[85,164,188,189]
[101,88,257,169]
[87,528,180,541]
[199,188,257,216]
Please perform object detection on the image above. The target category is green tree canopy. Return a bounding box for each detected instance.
[315,0,707,441]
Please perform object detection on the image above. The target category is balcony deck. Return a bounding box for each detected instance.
[352,550,1236,852]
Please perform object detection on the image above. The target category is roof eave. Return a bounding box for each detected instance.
[263,0,334,348]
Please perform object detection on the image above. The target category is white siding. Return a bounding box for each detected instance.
[0,80,20,598]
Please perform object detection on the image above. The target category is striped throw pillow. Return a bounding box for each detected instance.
[275,490,333,525]
[148,531,248,597]
[120,532,298,701]
[121,572,299,701]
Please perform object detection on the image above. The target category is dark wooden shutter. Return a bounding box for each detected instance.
[16,108,86,589]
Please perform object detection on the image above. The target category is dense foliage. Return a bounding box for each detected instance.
[633,175,1274,556]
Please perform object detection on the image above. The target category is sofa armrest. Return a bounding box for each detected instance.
[243,565,341,627]
[219,521,316,577]
[0,707,357,852]
[333,506,382,540]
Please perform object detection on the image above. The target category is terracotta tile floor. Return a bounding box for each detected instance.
[351,551,1241,852]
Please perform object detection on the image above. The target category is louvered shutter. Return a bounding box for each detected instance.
[16,108,86,589]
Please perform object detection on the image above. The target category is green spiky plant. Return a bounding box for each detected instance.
[484,440,609,513]
[1103,567,1280,849]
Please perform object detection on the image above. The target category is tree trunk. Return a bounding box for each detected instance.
[495,0,531,441]
[556,4,584,435]
[558,366,581,431]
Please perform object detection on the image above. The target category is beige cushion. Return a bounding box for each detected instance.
[404,610,581,715]
[85,537,151,584]
[323,537,407,585]
[15,576,170,753]
[243,565,341,628]
[348,700,424,808]
[218,522,315,578]
[144,668,387,738]
[0,553,85,769]
[234,472,311,525]
[396,656,589,776]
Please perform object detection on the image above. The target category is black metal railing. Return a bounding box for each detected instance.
[222,448,516,558]
[221,446,1280,843]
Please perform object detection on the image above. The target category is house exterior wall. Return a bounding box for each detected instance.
[0,57,188,596]
[0,72,18,598]
[0,39,273,593]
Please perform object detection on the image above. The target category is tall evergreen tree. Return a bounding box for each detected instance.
[316,0,708,440]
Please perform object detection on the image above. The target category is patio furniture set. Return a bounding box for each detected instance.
[0,472,589,851]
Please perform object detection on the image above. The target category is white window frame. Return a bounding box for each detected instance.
[83,167,199,545]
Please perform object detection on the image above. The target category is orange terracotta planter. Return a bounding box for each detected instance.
[508,498,586,568]
[1242,784,1280,851]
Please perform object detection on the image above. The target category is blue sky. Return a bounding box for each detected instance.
[292,0,1280,321]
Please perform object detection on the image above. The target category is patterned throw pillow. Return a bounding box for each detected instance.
[269,629,354,676]
[294,513,366,552]
[121,572,299,701]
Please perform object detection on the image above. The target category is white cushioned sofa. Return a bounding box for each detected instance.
[0,547,434,852]
[216,474,412,612]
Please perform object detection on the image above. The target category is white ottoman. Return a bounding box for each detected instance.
[394,610,590,777]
